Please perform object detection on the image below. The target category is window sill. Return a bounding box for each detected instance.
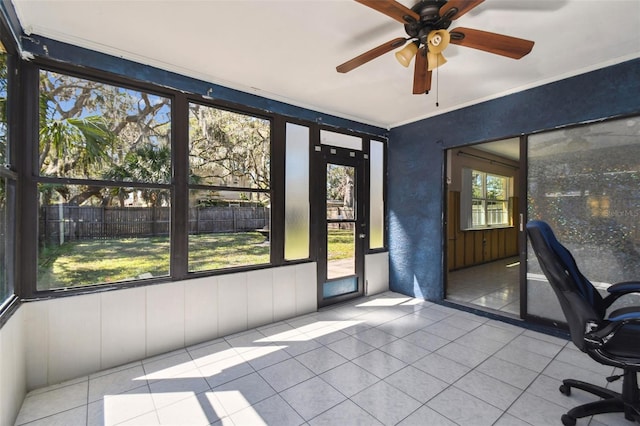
[462,225,514,231]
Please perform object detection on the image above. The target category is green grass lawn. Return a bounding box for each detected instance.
[188,232,270,272]
[327,228,354,260]
[38,236,173,289]
[38,229,355,289]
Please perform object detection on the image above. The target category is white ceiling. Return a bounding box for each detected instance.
[11,0,640,129]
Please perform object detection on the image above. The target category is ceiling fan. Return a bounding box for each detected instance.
[336,0,535,94]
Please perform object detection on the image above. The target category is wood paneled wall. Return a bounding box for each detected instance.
[447,191,519,271]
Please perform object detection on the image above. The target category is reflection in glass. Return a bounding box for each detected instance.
[188,190,270,272]
[37,184,170,290]
[327,223,355,279]
[370,141,384,249]
[285,123,309,260]
[527,117,640,318]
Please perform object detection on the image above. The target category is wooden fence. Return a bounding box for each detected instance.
[40,205,269,245]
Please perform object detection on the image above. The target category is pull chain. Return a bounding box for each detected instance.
[436,61,440,107]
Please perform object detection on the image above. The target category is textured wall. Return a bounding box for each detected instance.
[388,58,640,300]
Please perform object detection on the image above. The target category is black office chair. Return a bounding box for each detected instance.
[526,220,640,425]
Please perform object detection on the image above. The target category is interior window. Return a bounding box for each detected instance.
[461,168,512,229]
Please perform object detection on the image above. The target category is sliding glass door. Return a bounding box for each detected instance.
[526,116,640,321]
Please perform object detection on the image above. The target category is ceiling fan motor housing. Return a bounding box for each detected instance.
[405,0,450,43]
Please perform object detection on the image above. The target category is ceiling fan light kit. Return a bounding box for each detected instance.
[395,41,419,67]
[337,0,535,95]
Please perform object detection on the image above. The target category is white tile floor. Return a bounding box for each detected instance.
[15,291,633,426]
[448,257,521,315]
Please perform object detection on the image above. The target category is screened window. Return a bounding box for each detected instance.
[0,179,9,305]
[37,70,172,290]
[188,103,270,272]
[0,43,6,166]
[461,168,512,229]
[0,42,15,308]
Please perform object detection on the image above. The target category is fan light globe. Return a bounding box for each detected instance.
[427,30,450,54]
[427,51,447,71]
[395,42,418,67]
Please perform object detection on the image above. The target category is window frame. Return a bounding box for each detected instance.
[367,138,387,252]
[34,67,175,291]
[19,62,178,298]
[473,170,510,227]
[186,99,273,274]
[463,168,513,230]
[0,29,18,318]
[16,57,386,300]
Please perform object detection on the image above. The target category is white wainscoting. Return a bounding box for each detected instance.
[365,252,390,296]
[0,305,27,426]
[21,262,317,391]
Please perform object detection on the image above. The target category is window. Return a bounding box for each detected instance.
[461,168,512,229]
[37,70,172,290]
[188,103,270,272]
[369,140,385,249]
[284,123,309,260]
[0,41,15,308]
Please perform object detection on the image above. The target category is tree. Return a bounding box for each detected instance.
[0,52,7,166]
[38,70,171,206]
[104,145,171,207]
[326,164,354,207]
[188,104,270,198]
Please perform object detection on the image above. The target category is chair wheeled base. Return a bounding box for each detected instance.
[558,371,640,425]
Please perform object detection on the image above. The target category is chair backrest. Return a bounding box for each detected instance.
[526,220,603,350]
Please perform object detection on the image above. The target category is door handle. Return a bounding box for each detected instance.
[359,233,366,239]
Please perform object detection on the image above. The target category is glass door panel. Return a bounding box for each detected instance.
[318,150,364,305]
[324,163,358,298]
[327,223,355,279]
[326,163,356,281]
[526,117,640,321]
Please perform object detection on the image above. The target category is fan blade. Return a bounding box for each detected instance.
[439,0,485,20]
[449,27,534,59]
[337,37,407,73]
[355,0,420,24]
[413,46,432,94]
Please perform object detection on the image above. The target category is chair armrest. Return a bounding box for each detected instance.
[608,281,640,294]
[602,281,640,310]
[584,317,640,349]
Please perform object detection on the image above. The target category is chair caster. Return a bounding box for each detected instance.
[561,414,577,426]
[559,384,571,396]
